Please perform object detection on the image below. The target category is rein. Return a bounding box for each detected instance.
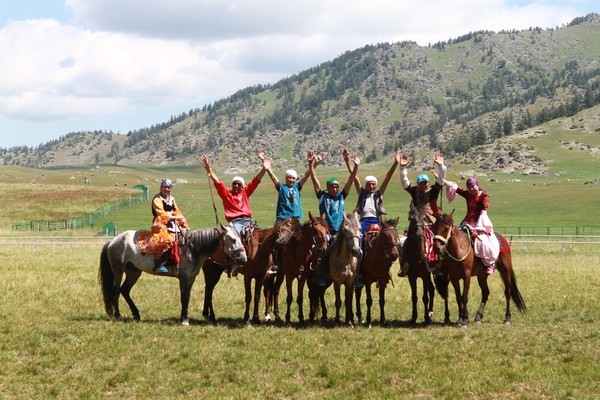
[434,224,472,262]
[207,174,220,225]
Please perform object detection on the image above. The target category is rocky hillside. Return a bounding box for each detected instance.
[2,13,599,175]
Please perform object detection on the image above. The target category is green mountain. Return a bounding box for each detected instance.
[2,13,599,174]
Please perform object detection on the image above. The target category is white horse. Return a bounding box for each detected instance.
[99,224,246,325]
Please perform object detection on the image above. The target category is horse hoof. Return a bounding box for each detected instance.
[264,314,272,322]
[504,320,512,326]
[475,320,482,325]
[181,319,190,326]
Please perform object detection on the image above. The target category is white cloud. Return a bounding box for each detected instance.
[0,0,593,147]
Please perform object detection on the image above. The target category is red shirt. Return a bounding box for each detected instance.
[456,187,490,225]
[215,176,261,221]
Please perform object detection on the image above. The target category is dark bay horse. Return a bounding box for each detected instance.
[326,212,362,328]
[99,224,246,325]
[201,217,298,324]
[432,211,527,327]
[355,217,400,327]
[264,212,330,325]
[405,206,437,326]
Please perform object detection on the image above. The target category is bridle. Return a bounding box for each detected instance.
[433,221,472,262]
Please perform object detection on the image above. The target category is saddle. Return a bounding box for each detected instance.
[136,225,176,259]
[363,224,381,251]
[240,221,259,246]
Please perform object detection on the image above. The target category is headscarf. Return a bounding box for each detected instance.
[161,179,173,188]
[232,176,245,186]
[364,175,378,186]
[284,169,298,179]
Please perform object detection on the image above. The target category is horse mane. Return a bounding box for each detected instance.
[437,213,454,226]
[185,228,221,255]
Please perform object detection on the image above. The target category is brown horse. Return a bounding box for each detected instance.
[404,206,437,326]
[432,211,527,327]
[263,212,330,324]
[99,224,247,326]
[200,217,298,324]
[355,217,400,327]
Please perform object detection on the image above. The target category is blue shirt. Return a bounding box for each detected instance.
[318,190,347,233]
[276,182,304,220]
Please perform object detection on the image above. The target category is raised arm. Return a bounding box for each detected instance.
[307,151,322,195]
[200,155,221,184]
[378,151,400,195]
[255,149,271,181]
[433,151,447,186]
[343,153,361,195]
[398,151,411,189]
[343,148,361,193]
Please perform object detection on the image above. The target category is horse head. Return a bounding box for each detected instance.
[340,212,361,257]
[432,210,455,258]
[380,217,400,262]
[275,217,302,246]
[408,205,426,240]
[308,211,330,254]
[221,223,248,263]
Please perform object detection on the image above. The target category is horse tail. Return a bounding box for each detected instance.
[510,269,527,313]
[433,271,448,299]
[98,242,116,318]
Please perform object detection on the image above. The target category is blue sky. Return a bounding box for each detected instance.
[0,0,597,148]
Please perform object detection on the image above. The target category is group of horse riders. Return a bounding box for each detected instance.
[150,148,500,278]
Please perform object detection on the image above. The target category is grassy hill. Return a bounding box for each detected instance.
[1,106,598,233]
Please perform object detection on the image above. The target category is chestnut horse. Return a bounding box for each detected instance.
[432,211,527,326]
[263,212,330,324]
[355,217,400,327]
[404,206,437,326]
[201,217,297,324]
[99,224,247,325]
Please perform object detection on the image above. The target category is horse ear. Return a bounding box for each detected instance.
[449,209,455,218]
[219,223,225,230]
[309,210,314,220]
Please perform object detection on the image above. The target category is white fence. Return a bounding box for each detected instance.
[1,235,599,254]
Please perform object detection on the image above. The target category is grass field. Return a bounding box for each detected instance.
[0,245,598,399]
[0,114,598,398]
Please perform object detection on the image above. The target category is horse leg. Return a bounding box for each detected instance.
[345,283,355,329]
[252,278,263,324]
[450,279,464,326]
[262,276,274,322]
[378,283,387,327]
[320,289,328,322]
[421,278,431,327]
[178,272,197,326]
[119,266,142,321]
[408,276,418,326]
[285,276,294,325]
[243,275,252,324]
[423,273,435,326]
[202,262,223,323]
[297,278,306,325]
[364,284,372,327]
[460,276,472,327]
[355,285,364,326]
[334,283,342,325]
[475,272,490,324]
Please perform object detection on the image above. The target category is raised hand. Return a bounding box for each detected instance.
[256,149,266,161]
[434,151,444,166]
[398,152,409,168]
[199,155,210,170]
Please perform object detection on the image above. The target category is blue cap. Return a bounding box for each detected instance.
[417,174,430,183]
